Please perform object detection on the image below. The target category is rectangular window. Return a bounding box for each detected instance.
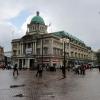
[44,47,48,55]
[43,39,49,44]
[37,48,40,55]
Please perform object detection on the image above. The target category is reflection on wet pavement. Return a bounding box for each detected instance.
[0,69,99,100]
[10,84,25,88]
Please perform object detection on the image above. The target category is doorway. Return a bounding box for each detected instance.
[30,59,34,70]
[19,59,22,69]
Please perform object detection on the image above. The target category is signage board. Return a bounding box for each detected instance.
[26,48,32,55]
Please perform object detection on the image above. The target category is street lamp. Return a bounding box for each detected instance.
[41,35,43,68]
[60,38,69,78]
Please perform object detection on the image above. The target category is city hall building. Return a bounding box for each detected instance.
[12,11,96,69]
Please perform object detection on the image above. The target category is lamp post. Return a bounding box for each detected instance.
[61,38,69,78]
[63,41,66,77]
[41,35,43,68]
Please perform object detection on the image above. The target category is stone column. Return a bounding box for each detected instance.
[32,42,34,54]
[69,42,71,57]
[22,59,23,68]
[21,43,22,55]
[21,43,23,55]
[20,43,22,55]
[18,59,19,68]
[34,42,36,55]
[27,59,30,68]
[49,39,53,55]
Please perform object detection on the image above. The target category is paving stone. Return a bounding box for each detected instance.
[0,69,99,100]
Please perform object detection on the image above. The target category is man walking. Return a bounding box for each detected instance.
[36,64,43,78]
[61,65,66,78]
[13,63,19,76]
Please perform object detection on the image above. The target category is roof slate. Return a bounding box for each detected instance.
[52,31,84,44]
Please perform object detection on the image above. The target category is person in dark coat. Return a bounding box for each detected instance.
[61,65,66,78]
[98,65,100,72]
[36,64,43,78]
[80,64,86,75]
[13,63,19,76]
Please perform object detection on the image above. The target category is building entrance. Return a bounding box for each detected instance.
[19,59,22,69]
[30,59,34,70]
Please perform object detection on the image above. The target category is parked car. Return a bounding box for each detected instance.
[94,65,100,68]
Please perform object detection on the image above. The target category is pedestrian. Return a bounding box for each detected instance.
[80,64,86,75]
[13,63,19,76]
[39,65,43,77]
[98,65,100,72]
[36,64,43,78]
[36,64,39,77]
[61,65,66,78]
[67,64,70,72]
[74,65,80,75]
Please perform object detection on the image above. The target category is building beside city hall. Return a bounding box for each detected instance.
[12,11,96,69]
[0,46,5,67]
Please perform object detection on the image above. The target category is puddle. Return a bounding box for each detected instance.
[10,84,25,88]
[13,93,32,98]
[13,94,24,97]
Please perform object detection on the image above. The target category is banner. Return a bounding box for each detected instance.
[26,48,32,55]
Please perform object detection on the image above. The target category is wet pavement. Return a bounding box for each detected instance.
[0,69,100,100]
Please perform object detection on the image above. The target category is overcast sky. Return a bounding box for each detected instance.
[0,0,100,52]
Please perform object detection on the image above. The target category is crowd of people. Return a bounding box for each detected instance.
[73,64,86,75]
[0,62,98,78]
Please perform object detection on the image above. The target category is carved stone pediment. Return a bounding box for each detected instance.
[21,34,34,41]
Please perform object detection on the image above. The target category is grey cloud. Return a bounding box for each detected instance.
[0,0,100,51]
[21,0,100,51]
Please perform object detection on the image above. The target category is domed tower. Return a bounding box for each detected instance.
[27,11,47,34]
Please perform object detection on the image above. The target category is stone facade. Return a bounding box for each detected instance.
[11,12,96,69]
[0,46,5,66]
